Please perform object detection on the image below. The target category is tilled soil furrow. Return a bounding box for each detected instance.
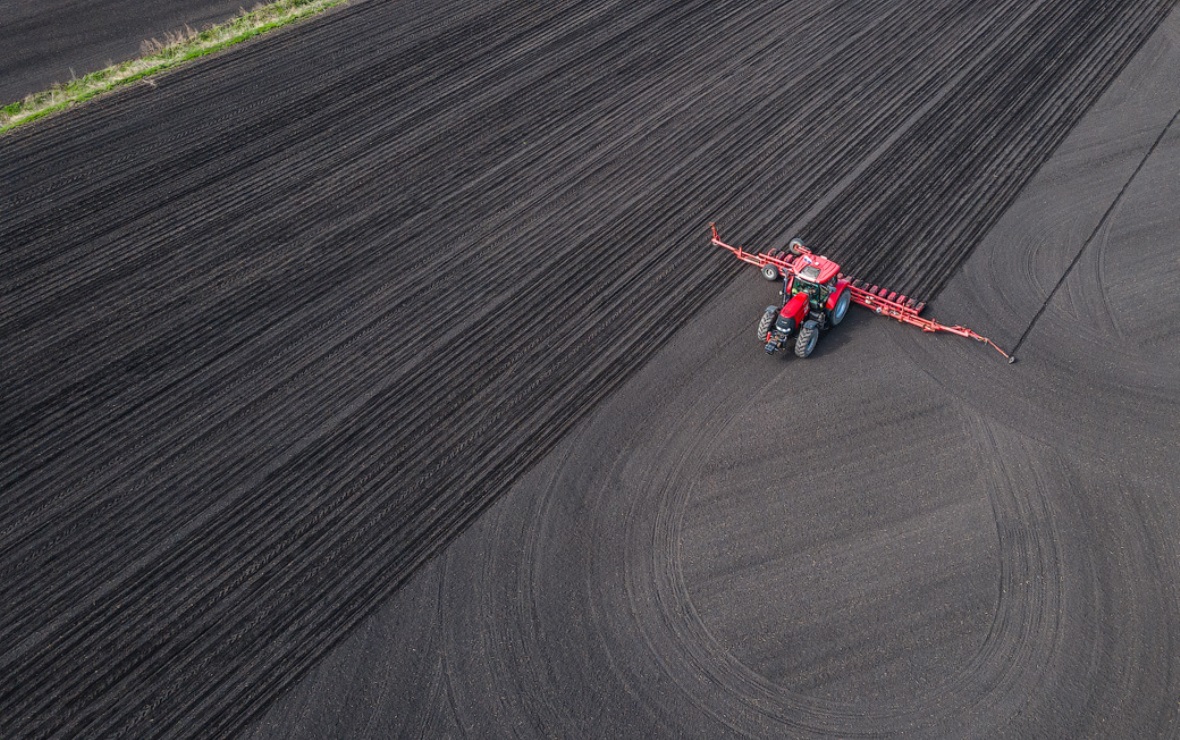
[0,1,1009,652]
[802,0,1176,299]
[0,0,943,578]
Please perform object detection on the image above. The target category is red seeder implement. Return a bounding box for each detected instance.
[710,224,1014,361]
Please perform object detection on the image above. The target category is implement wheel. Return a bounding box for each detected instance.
[757,306,777,341]
[795,320,819,358]
[761,264,779,281]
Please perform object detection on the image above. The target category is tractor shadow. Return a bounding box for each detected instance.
[807,307,874,360]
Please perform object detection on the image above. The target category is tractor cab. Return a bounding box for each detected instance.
[715,228,855,358]
[785,253,841,311]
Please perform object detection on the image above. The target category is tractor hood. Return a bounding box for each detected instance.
[779,291,810,323]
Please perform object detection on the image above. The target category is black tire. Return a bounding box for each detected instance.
[795,320,819,358]
[761,264,779,281]
[828,288,851,326]
[757,306,777,341]
[788,238,806,256]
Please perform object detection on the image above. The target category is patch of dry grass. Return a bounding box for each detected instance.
[1,0,348,135]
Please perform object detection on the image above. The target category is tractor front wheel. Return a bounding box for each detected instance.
[795,320,819,358]
[757,306,777,341]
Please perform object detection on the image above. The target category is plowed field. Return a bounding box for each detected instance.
[2,1,1178,737]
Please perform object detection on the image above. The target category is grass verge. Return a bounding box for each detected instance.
[0,0,349,135]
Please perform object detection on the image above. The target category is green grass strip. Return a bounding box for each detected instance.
[1,0,349,135]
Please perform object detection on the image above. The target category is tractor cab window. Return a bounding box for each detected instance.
[791,277,830,308]
[791,277,816,296]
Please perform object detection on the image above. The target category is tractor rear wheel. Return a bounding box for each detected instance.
[829,288,851,326]
[757,306,777,341]
[795,320,819,358]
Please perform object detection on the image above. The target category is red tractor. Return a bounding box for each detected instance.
[710,224,1015,361]
[756,239,851,357]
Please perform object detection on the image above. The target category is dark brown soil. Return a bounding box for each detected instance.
[2,1,1178,736]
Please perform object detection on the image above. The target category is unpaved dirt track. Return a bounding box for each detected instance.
[0,0,247,104]
[1,1,1178,737]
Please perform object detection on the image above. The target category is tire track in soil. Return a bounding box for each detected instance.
[609,340,1067,736]
[0,0,1174,735]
